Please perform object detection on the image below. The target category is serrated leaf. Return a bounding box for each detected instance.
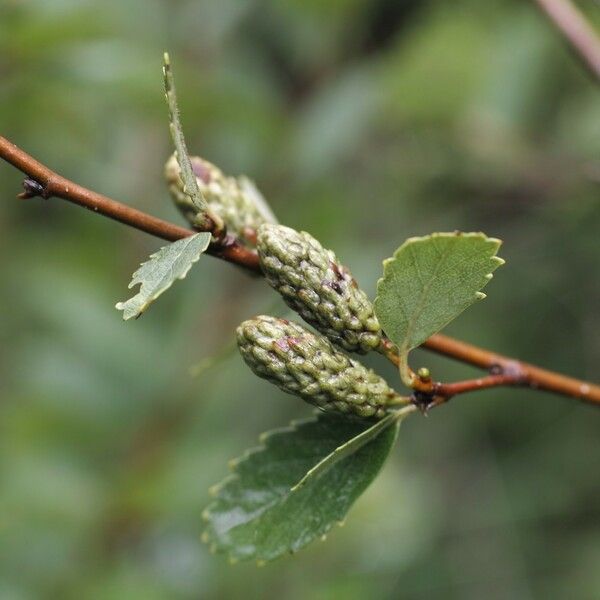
[116,232,211,320]
[374,232,504,352]
[291,406,413,492]
[203,411,400,563]
[163,52,207,213]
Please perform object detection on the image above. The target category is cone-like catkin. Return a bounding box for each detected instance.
[257,224,383,354]
[237,316,398,419]
[165,153,274,245]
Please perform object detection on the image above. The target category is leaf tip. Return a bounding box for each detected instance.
[201,530,210,543]
[115,301,134,320]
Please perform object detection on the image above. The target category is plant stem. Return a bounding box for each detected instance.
[1,135,599,407]
[434,374,526,399]
[0,136,260,271]
[533,0,600,81]
[381,335,600,406]
[397,348,415,389]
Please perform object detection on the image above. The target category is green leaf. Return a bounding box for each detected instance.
[116,232,211,320]
[291,406,413,492]
[374,232,504,352]
[203,411,400,563]
[162,52,207,214]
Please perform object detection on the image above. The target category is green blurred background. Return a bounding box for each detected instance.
[1,1,599,598]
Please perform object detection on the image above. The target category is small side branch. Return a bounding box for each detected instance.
[423,333,600,404]
[433,374,526,401]
[533,0,600,82]
[381,335,600,407]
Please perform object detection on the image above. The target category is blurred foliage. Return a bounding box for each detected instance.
[0,0,599,598]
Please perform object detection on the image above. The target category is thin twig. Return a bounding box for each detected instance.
[423,333,600,403]
[434,374,526,399]
[380,334,600,406]
[0,136,260,271]
[534,0,600,81]
[1,135,599,407]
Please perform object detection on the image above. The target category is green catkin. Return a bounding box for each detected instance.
[237,316,400,419]
[257,224,383,354]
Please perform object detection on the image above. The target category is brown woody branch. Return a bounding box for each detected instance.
[1,135,599,408]
[434,373,526,398]
[0,136,260,271]
[534,0,600,82]
[381,332,600,407]
[423,333,600,402]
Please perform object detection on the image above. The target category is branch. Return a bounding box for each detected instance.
[0,136,260,272]
[533,0,600,82]
[1,135,599,408]
[434,373,526,398]
[424,333,600,404]
[381,332,600,408]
